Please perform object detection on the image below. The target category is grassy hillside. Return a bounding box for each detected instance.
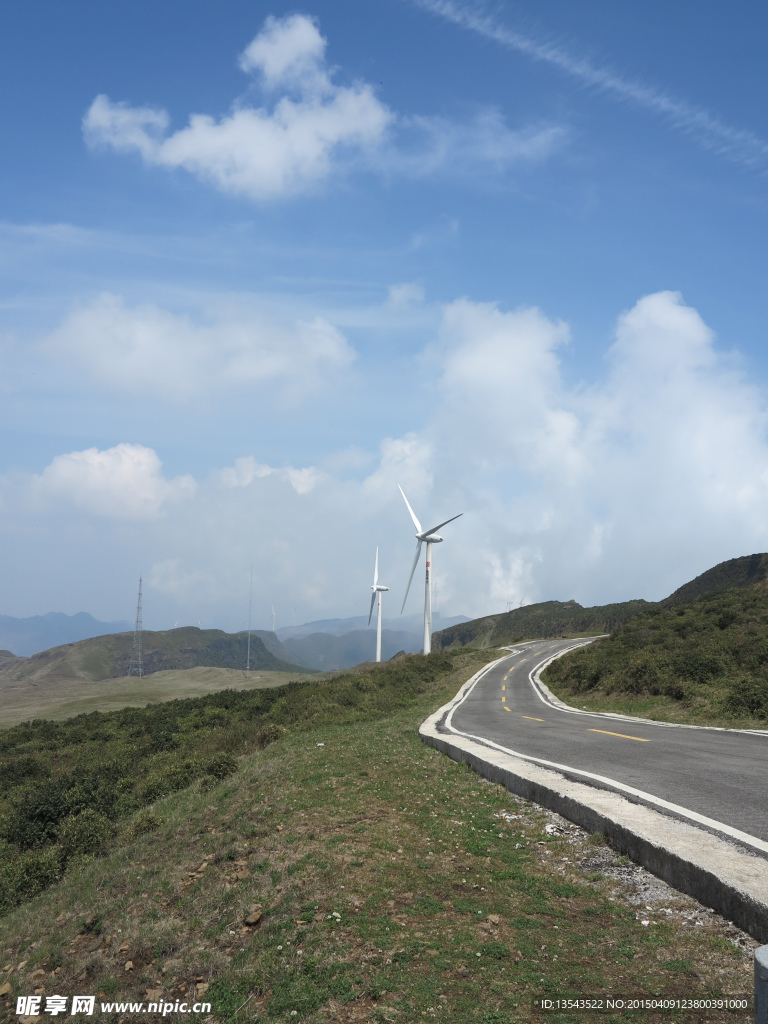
[663,552,768,606]
[0,650,477,915]
[0,651,754,1021]
[0,667,321,731]
[543,581,768,726]
[433,599,649,650]
[0,627,300,688]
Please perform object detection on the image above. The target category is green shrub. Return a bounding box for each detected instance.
[205,753,238,779]
[126,811,164,839]
[0,846,63,914]
[724,677,768,716]
[57,809,115,860]
[0,755,50,789]
[3,779,68,849]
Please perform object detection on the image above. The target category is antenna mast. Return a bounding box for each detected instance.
[246,565,253,673]
[128,577,143,677]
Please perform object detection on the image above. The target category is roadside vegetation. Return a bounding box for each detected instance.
[0,649,755,1023]
[543,583,768,727]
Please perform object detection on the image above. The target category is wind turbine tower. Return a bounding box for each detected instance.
[367,547,389,662]
[271,606,276,633]
[398,485,462,655]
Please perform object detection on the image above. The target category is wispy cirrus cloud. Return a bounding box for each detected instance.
[416,0,768,172]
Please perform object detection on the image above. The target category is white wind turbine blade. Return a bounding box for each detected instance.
[368,590,377,626]
[398,484,422,534]
[400,539,422,613]
[373,546,379,587]
[425,512,463,536]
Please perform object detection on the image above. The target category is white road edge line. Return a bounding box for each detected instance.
[443,645,768,858]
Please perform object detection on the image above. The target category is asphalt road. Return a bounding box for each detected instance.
[446,639,768,853]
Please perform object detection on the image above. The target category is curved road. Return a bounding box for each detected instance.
[444,639,768,854]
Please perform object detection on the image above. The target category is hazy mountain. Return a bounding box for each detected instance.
[0,626,300,687]
[0,612,133,657]
[281,628,423,671]
[275,613,469,641]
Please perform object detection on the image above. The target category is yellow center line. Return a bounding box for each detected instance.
[588,728,650,743]
[504,706,511,712]
[502,685,505,690]
[501,696,505,702]
[522,715,544,722]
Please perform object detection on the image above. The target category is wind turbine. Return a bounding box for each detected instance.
[398,485,462,655]
[367,547,389,663]
[271,606,276,633]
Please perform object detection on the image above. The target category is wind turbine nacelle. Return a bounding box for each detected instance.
[372,585,389,593]
[420,533,443,543]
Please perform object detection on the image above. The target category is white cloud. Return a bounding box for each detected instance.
[239,14,328,90]
[429,289,768,607]
[44,293,355,401]
[84,15,392,201]
[83,14,566,202]
[219,456,323,495]
[7,289,768,629]
[33,443,196,520]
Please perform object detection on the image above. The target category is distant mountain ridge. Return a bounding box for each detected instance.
[663,553,768,606]
[275,613,469,641]
[0,627,300,687]
[0,612,133,657]
[433,599,649,650]
[281,628,423,670]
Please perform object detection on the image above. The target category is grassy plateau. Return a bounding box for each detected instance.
[0,650,756,1023]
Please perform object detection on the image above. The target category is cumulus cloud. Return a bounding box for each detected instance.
[429,290,768,609]
[7,289,768,628]
[33,443,196,520]
[83,15,391,200]
[83,14,566,201]
[44,293,355,401]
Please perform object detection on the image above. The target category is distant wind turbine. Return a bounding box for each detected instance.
[398,485,462,655]
[367,547,390,663]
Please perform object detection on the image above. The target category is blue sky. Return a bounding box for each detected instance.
[2,0,768,631]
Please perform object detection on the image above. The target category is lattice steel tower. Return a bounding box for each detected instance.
[128,577,143,677]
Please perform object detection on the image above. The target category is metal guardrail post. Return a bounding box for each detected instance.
[755,945,768,1023]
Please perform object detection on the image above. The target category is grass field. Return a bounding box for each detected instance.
[0,651,756,1023]
[0,667,320,730]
